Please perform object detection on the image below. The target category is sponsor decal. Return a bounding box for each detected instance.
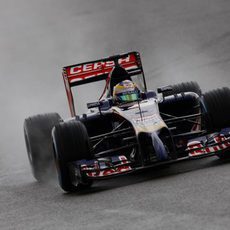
[70,60,115,75]
[65,54,138,82]
[132,114,161,125]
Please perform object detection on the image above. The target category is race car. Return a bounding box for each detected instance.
[24,51,230,192]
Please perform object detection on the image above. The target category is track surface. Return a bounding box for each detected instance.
[1,0,230,229]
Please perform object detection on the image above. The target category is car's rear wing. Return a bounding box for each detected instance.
[62,51,146,116]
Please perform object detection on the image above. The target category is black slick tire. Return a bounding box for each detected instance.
[203,87,230,130]
[203,87,230,159]
[52,120,92,192]
[24,113,62,182]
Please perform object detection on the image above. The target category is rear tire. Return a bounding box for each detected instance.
[52,120,92,192]
[162,81,202,97]
[24,113,62,182]
[203,87,230,159]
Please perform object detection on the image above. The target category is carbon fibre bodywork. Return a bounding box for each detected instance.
[68,91,230,184]
[55,51,230,190]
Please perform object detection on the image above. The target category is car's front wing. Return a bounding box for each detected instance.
[71,128,230,181]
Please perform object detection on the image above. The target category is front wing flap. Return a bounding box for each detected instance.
[187,128,230,158]
[71,128,230,181]
[73,155,133,179]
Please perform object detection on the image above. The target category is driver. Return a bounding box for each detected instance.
[113,80,140,108]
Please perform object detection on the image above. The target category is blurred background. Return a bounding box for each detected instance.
[1,1,230,229]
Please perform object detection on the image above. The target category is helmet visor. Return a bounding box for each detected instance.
[118,92,139,103]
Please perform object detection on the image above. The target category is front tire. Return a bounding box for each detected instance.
[24,113,62,182]
[52,120,92,192]
[203,87,230,159]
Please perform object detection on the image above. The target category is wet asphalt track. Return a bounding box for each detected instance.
[1,0,230,229]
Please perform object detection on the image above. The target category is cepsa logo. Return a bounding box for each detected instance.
[69,55,133,75]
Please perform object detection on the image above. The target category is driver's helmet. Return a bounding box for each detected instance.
[113,80,140,106]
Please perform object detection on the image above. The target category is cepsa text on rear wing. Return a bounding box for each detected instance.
[62,51,146,116]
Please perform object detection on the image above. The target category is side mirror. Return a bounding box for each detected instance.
[87,99,113,111]
[87,101,101,109]
[141,91,157,99]
[157,85,173,94]
[100,99,113,111]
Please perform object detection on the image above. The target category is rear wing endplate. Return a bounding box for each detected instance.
[62,51,146,116]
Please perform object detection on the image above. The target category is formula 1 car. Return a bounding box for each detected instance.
[24,51,230,192]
